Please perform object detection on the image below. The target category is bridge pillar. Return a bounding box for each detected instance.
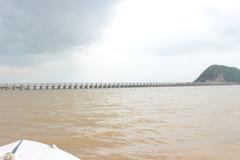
[33,84,37,90]
[74,83,78,89]
[112,83,116,88]
[26,84,30,90]
[52,84,55,89]
[69,84,72,89]
[80,84,84,89]
[57,84,61,89]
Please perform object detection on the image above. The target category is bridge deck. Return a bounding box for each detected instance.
[0,82,238,91]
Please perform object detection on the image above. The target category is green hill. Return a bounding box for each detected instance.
[195,65,240,83]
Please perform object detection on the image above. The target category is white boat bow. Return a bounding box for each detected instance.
[0,140,80,160]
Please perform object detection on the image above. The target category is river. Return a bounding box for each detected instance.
[0,86,240,160]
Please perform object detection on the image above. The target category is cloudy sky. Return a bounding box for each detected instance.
[0,0,239,83]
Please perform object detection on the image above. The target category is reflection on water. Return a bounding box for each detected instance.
[0,86,240,160]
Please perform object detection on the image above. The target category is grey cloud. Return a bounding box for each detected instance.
[0,0,118,57]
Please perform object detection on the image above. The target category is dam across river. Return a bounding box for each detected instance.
[0,82,239,91]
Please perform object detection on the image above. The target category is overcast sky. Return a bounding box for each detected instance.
[0,0,240,82]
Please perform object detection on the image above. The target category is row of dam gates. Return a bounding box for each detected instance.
[0,82,239,91]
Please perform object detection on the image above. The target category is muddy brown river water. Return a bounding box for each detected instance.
[0,86,240,160]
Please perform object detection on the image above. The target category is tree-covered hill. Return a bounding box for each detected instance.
[195,65,240,82]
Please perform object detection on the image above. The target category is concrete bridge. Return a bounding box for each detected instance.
[0,82,238,91]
